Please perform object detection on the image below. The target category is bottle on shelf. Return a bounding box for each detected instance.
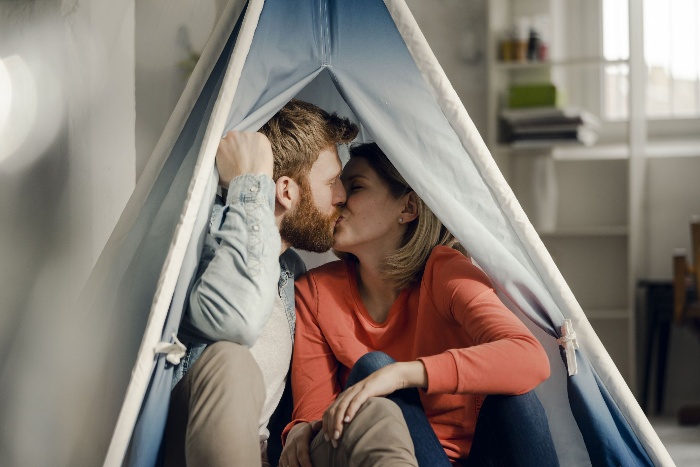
[499,15,549,64]
[527,28,540,61]
[514,16,529,63]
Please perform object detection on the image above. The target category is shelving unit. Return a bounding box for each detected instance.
[494,57,629,71]
[486,0,646,389]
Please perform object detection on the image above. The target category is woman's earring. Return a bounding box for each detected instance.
[398,217,403,224]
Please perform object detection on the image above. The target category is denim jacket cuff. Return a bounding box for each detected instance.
[226,174,275,210]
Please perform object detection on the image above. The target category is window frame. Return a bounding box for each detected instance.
[563,0,700,141]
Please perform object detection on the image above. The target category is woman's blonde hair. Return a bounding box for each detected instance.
[344,143,464,289]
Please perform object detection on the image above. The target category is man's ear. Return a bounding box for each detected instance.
[275,176,299,212]
[400,192,419,223]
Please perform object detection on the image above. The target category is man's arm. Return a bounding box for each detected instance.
[178,132,280,347]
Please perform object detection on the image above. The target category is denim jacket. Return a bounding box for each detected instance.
[173,174,305,388]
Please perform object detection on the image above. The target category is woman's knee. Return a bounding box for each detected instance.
[347,352,396,386]
[479,391,550,433]
[484,391,545,415]
[471,392,557,466]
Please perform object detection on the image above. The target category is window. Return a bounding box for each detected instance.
[602,0,629,120]
[603,0,700,120]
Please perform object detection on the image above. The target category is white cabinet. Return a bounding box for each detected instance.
[486,0,646,388]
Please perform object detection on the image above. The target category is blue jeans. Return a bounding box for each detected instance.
[347,352,559,467]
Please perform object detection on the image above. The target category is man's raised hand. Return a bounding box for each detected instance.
[216,131,274,187]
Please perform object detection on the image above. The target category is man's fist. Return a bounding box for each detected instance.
[216,131,274,187]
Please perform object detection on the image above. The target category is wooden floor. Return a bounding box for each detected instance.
[650,417,700,466]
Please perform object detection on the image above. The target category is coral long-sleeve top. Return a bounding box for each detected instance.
[286,246,550,462]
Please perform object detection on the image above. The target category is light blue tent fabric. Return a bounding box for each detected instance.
[76,1,671,466]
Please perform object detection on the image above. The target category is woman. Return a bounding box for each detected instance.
[280,143,558,466]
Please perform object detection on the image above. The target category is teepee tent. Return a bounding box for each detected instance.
[74,0,673,465]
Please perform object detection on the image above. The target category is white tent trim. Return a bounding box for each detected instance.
[101,1,262,465]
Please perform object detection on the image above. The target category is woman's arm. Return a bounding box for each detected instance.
[419,247,550,395]
[282,272,342,441]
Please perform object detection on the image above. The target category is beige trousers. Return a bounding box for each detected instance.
[163,341,266,467]
[307,397,418,467]
[163,341,417,467]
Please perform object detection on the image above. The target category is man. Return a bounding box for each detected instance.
[163,99,417,467]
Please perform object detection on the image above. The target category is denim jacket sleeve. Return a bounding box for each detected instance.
[177,173,281,347]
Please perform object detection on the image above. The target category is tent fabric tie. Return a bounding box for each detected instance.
[155,333,187,365]
[557,319,579,376]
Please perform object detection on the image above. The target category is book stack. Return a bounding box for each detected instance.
[500,106,600,149]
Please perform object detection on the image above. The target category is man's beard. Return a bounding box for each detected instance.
[280,181,340,253]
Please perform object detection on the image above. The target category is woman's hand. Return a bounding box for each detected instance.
[279,420,322,467]
[322,361,427,446]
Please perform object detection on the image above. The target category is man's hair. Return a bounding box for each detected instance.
[259,99,359,181]
[344,142,464,289]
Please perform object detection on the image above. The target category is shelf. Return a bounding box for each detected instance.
[585,308,629,320]
[494,58,629,71]
[496,143,629,160]
[497,140,700,160]
[645,140,700,159]
[552,145,628,161]
[538,225,628,238]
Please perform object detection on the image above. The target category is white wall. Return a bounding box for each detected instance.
[406,0,488,135]
[0,1,135,464]
[135,0,223,181]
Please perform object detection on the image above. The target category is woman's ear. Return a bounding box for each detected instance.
[275,176,299,212]
[400,192,419,223]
